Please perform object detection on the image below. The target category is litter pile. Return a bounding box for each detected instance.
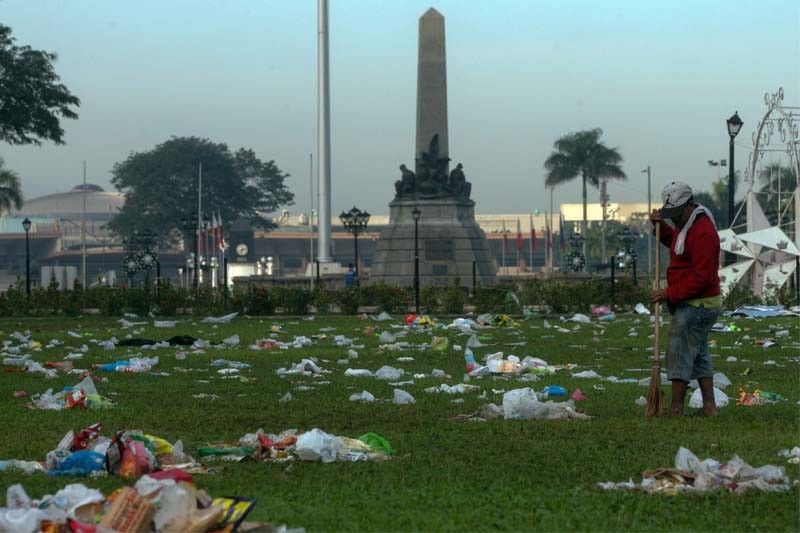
[28,376,114,411]
[199,428,394,464]
[598,447,791,494]
[737,387,786,406]
[0,422,202,478]
[458,387,590,422]
[464,349,555,378]
[0,475,272,532]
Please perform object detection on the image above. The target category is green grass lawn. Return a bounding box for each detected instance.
[0,312,798,531]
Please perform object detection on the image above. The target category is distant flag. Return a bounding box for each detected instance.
[516,218,523,251]
[215,211,224,251]
[559,213,566,251]
[210,213,218,252]
[529,214,536,250]
[502,219,509,254]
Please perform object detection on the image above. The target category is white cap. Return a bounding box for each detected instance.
[660,182,693,218]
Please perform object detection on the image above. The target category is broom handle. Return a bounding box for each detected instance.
[654,222,661,364]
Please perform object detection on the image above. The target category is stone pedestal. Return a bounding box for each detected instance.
[370,198,495,287]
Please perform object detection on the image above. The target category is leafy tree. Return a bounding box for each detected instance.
[544,128,626,264]
[108,137,294,246]
[0,24,80,145]
[0,157,23,215]
[690,171,743,229]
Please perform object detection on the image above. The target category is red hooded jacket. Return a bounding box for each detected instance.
[656,213,721,304]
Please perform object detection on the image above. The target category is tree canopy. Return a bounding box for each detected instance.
[544,128,626,190]
[544,128,626,265]
[107,137,294,246]
[0,24,80,146]
[0,157,23,215]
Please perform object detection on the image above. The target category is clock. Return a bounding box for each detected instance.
[236,243,249,257]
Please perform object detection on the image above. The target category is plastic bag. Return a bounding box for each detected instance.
[0,508,42,533]
[393,389,415,405]
[541,385,566,398]
[689,387,729,409]
[119,440,155,478]
[349,391,375,402]
[295,429,342,463]
[357,433,395,455]
[572,370,601,379]
[675,446,701,472]
[375,366,404,381]
[379,331,396,344]
[570,313,591,323]
[502,388,539,419]
[53,451,106,476]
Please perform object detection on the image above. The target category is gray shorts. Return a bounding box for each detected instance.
[665,304,719,382]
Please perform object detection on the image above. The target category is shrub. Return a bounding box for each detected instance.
[369,284,409,313]
[420,286,441,314]
[442,283,466,314]
[472,286,510,313]
[336,288,360,315]
[722,284,761,310]
[311,287,335,314]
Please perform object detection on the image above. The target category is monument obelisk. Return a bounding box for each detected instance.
[370,8,494,288]
[416,8,448,167]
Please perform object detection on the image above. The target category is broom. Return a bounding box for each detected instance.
[646,222,665,418]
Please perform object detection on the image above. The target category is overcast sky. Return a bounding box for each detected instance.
[2,0,798,216]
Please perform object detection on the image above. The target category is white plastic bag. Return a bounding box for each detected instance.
[502,388,539,419]
[570,313,591,324]
[675,446,701,472]
[344,368,373,377]
[295,428,342,463]
[375,366,404,380]
[349,390,375,402]
[572,370,601,379]
[689,386,729,409]
[393,389,416,405]
[222,334,240,347]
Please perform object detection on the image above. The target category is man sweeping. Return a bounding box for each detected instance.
[650,182,721,417]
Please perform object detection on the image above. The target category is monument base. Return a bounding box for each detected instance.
[370,198,495,287]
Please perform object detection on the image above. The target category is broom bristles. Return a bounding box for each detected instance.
[645,363,665,418]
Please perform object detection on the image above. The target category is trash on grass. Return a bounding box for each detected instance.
[598,446,790,494]
[688,386,729,409]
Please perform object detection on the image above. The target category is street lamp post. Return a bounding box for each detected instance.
[339,206,370,286]
[726,111,743,266]
[22,217,31,298]
[412,207,421,313]
[726,112,743,226]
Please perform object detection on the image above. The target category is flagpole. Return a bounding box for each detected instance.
[81,161,87,288]
[195,162,202,288]
[544,211,549,275]
[516,218,520,275]
[501,219,506,276]
[309,153,315,290]
[529,214,534,274]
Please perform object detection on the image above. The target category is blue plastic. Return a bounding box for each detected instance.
[541,385,567,397]
[51,450,106,476]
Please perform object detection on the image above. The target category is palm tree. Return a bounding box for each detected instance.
[0,158,24,217]
[544,128,626,265]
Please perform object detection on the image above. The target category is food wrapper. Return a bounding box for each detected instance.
[212,497,256,531]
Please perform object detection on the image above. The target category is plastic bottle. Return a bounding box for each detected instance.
[464,348,477,373]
